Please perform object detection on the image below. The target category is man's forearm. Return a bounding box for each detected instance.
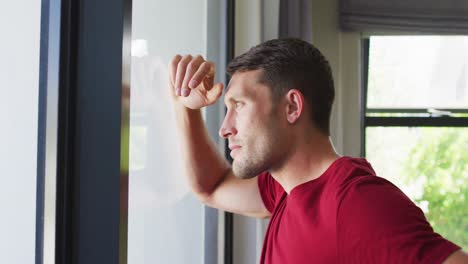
[174,104,230,199]
[443,250,468,264]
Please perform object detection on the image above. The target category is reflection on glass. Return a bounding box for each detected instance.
[368,36,468,109]
[366,127,468,249]
[128,0,208,263]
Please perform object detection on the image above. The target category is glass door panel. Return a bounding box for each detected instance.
[128,1,208,263]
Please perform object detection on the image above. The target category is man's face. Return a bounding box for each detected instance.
[219,70,287,179]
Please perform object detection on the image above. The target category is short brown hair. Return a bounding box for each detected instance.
[227,38,335,135]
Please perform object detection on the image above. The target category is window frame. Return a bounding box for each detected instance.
[361,36,468,157]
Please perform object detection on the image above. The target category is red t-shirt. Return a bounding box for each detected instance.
[258,156,460,264]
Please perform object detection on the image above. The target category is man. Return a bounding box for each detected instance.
[168,38,466,263]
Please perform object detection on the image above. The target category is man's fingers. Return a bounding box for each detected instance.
[181,55,204,97]
[169,54,182,88]
[174,55,193,96]
[169,54,215,99]
[206,82,224,104]
[189,61,214,89]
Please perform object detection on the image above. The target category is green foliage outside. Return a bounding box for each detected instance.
[403,128,468,250]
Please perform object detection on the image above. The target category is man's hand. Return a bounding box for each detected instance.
[168,54,224,109]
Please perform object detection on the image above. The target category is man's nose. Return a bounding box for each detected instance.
[219,113,237,138]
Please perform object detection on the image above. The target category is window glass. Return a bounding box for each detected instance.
[367,36,468,109]
[366,35,468,249]
[365,127,467,249]
[128,0,208,263]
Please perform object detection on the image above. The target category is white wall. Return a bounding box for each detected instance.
[0,0,41,263]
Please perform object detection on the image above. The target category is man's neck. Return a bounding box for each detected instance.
[270,135,340,194]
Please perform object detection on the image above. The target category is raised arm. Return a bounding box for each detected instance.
[168,54,270,219]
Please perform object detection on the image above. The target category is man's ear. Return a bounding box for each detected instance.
[285,89,304,124]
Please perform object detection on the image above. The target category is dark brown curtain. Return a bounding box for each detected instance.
[278,0,313,42]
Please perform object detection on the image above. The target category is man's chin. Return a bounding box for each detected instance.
[234,172,256,179]
[232,161,263,179]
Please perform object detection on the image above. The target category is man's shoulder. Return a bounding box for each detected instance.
[329,157,411,209]
[327,156,377,187]
[325,156,405,200]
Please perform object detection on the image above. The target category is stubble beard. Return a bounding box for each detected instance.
[232,152,270,179]
[231,104,284,179]
[232,129,281,179]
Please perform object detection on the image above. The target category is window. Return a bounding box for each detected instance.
[363,36,468,249]
[127,1,230,263]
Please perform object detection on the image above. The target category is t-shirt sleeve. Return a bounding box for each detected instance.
[337,176,461,264]
[257,171,281,213]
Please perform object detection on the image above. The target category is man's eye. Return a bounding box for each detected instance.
[235,102,243,109]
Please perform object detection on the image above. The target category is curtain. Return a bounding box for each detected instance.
[340,0,468,34]
[278,0,313,42]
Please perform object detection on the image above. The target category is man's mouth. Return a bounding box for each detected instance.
[229,145,241,158]
[228,145,241,151]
